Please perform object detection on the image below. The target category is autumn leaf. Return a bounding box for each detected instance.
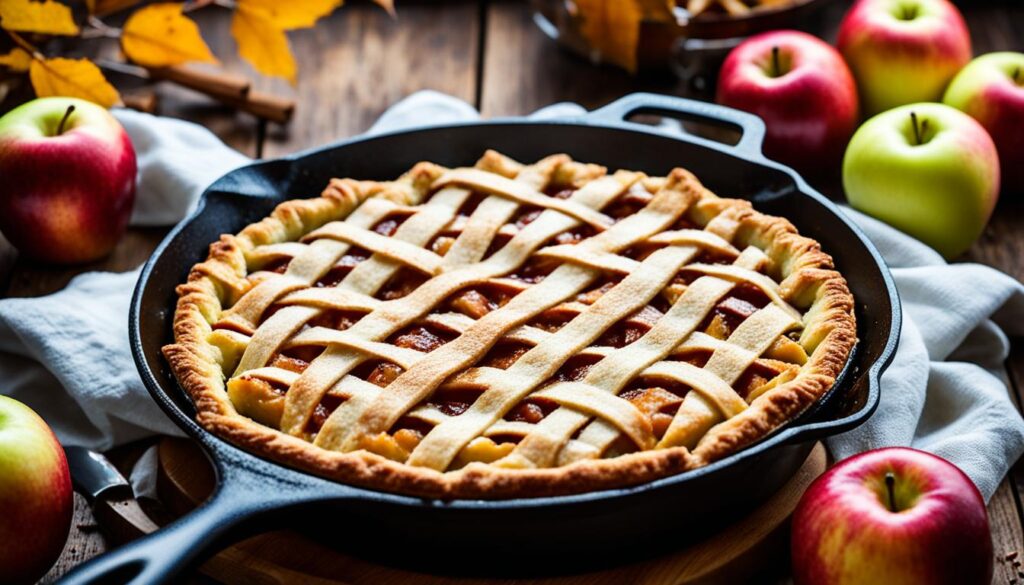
[231,6,296,85]
[122,3,216,68]
[575,0,674,72]
[29,58,120,107]
[0,47,31,72]
[234,0,342,30]
[0,0,79,35]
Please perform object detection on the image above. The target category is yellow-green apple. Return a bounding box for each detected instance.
[717,30,859,180]
[944,52,1024,193]
[792,448,992,585]
[0,97,136,264]
[843,103,999,259]
[0,396,73,584]
[837,0,972,115]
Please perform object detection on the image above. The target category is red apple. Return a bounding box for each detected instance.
[944,52,1024,193]
[0,396,73,584]
[0,97,136,264]
[837,0,972,116]
[716,30,859,180]
[792,447,992,585]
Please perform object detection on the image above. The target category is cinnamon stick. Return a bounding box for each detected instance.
[218,90,295,124]
[143,65,292,122]
[122,91,158,114]
[145,65,250,100]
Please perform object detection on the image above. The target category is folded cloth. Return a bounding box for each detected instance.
[120,110,251,226]
[3,90,1022,502]
[826,210,1024,500]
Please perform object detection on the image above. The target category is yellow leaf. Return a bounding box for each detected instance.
[29,58,120,107]
[231,7,296,85]
[0,47,31,72]
[122,3,216,68]
[234,0,341,30]
[575,0,673,72]
[0,0,79,35]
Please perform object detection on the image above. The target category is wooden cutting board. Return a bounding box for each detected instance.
[146,438,826,584]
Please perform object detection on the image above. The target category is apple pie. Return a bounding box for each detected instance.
[164,151,856,499]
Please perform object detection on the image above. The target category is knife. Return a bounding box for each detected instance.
[64,445,338,584]
[63,446,159,543]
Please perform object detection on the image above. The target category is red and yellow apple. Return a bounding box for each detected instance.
[843,103,999,259]
[0,396,73,584]
[792,448,993,585]
[0,97,136,264]
[716,30,859,180]
[837,0,972,116]
[944,52,1024,193]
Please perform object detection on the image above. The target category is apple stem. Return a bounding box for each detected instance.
[885,472,898,512]
[910,111,923,145]
[56,104,75,136]
[1014,66,1021,84]
[771,45,780,77]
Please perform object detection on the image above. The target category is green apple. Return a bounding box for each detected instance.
[843,103,1000,259]
[0,395,73,584]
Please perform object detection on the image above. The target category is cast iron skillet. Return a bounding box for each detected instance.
[60,94,899,585]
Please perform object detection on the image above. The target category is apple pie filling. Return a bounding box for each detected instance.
[210,155,815,471]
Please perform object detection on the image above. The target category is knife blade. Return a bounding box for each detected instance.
[63,446,159,542]
[65,442,341,584]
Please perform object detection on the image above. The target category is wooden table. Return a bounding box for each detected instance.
[8,0,1019,582]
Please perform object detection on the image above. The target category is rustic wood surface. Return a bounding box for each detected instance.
[0,0,1015,582]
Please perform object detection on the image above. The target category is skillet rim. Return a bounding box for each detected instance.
[130,112,899,509]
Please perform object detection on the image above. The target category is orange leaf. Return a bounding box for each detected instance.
[29,57,120,107]
[231,7,296,85]
[122,3,216,68]
[0,0,79,35]
[234,0,342,30]
[0,47,31,72]
[575,0,673,72]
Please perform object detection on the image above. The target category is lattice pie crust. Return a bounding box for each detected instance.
[164,151,856,499]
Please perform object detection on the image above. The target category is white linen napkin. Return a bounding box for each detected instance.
[1,90,1021,502]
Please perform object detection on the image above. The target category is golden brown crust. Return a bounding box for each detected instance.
[162,154,856,499]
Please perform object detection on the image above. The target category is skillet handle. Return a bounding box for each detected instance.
[585,93,766,159]
[56,466,299,585]
[782,372,882,446]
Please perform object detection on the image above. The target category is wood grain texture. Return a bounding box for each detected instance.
[38,493,108,585]
[961,6,1024,572]
[479,0,683,118]
[3,228,166,298]
[257,0,482,157]
[989,480,1024,585]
